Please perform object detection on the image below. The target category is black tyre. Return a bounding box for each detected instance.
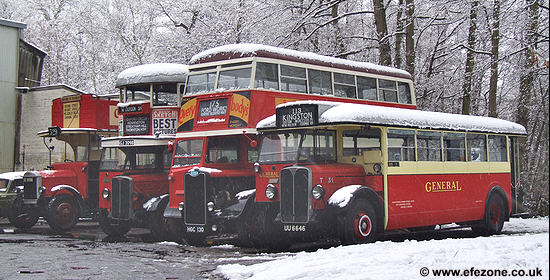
[473,195,507,235]
[149,198,172,241]
[339,199,378,245]
[238,204,290,250]
[7,199,39,229]
[46,194,80,233]
[166,218,185,244]
[98,209,131,237]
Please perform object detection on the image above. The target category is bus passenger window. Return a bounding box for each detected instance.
[343,129,381,156]
[255,62,279,90]
[388,129,415,161]
[308,69,332,95]
[467,134,487,161]
[153,84,178,106]
[379,79,398,103]
[334,73,357,98]
[218,68,252,90]
[186,73,216,95]
[488,135,508,162]
[357,76,377,100]
[444,132,466,161]
[417,131,442,161]
[280,65,307,93]
[398,82,412,104]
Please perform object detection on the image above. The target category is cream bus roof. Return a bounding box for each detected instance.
[257,101,527,135]
[116,63,189,88]
[190,44,412,80]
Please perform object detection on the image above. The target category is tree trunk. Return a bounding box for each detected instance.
[488,0,500,117]
[405,0,415,77]
[372,0,392,66]
[395,0,404,69]
[461,0,478,115]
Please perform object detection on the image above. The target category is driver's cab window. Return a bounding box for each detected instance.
[0,179,8,192]
[343,128,381,156]
[206,137,239,164]
[75,145,89,162]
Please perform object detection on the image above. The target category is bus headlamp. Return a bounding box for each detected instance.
[102,188,111,199]
[312,185,325,200]
[178,202,184,211]
[265,184,278,200]
[207,201,215,212]
[254,163,261,173]
[373,163,382,174]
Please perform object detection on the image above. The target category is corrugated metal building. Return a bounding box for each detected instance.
[0,18,46,172]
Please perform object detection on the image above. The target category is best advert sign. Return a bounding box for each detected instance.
[276,104,319,128]
[152,109,178,135]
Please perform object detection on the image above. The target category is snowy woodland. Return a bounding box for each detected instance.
[1,0,548,215]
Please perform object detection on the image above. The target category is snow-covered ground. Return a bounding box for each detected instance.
[217,218,549,280]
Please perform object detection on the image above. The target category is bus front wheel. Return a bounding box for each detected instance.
[46,194,80,233]
[339,199,378,245]
[98,209,131,237]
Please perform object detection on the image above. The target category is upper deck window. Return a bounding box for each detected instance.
[280,65,307,93]
[334,73,357,98]
[186,72,217,95]
[398,82,412,104]
[255,62,279,90]
[152,84,178,106]
[308,69,332,95]
[357,76,377,101]
[217,68,251,90]
[379,79,398,103]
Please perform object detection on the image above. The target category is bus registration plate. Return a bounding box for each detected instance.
[283,224,306,232]
[186,226,205,233]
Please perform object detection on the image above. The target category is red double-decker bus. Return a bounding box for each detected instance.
[13,94,118,232]
[252,101,525,248]
[164,44,417,245]
[97,63,187,239]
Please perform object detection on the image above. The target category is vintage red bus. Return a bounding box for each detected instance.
[164,44,418,245]
[13,94,118,232]
[97,63,187,239]
[252,101,526,247]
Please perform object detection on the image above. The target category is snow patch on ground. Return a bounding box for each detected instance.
[217,218,549,280]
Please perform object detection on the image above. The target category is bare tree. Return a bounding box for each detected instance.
[461,0,479,115]
[373,0,392,65]
[488,0,500,117]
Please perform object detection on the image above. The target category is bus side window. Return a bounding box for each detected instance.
[280,65,307,93]
[388,129,415,161]
[417,131,442,161]
[467,134,487,161]
[444,132,466,161]
[488,135,508,162]
[255,62,279,90]
[343,129,380,156]
[357,76,377,100]
[308,69,332,95]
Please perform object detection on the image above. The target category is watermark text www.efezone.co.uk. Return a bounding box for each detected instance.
[419,267,544,277]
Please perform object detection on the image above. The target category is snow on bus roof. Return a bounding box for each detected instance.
[190,44,411,80]
[257,101,526,135]
[116,63,189,87]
